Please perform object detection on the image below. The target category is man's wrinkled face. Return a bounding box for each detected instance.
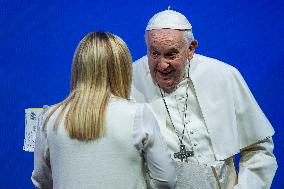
[146,29,190,92]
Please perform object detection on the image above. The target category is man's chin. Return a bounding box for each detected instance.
[157,81,176,93]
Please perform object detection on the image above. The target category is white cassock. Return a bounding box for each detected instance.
[131,54,277,189]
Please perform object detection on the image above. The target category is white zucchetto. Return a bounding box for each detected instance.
[146,10,192,31]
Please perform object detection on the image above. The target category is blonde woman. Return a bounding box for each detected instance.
[31,32,176,189]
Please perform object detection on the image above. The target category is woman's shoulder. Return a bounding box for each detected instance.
[110,95,141,108]
[108,97,147,122]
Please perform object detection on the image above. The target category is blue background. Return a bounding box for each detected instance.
[0,0,283,188]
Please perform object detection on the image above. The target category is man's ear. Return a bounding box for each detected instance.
[189,40,198,51]
[188,40,198,59]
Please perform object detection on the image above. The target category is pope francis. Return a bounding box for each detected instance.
[131,10,277,189]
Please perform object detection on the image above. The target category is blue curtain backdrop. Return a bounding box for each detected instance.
[1,0,283,188]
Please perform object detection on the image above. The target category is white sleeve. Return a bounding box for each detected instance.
[133,104,177,189]
[234,137,277,189]
[230,68,277,188]
[31,110,53,188]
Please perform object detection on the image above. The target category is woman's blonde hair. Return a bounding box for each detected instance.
[44,32,132,141]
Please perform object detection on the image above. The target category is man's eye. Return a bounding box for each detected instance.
[152,51,159,57]
[166,53,177,59]
[152,52,158,56]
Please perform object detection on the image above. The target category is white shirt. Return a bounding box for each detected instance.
[131,54,277,189]
[162,78,216,165]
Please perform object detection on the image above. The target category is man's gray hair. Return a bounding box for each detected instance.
[183,30,194,48]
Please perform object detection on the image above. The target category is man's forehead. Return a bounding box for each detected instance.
[149,45,181,52]
[147,29,185,47]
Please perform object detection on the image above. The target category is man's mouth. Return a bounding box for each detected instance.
[156,70,173,77]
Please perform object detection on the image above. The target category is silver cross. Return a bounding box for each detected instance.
[174,144,194,162]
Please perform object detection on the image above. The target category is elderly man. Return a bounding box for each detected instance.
[131,10,277,189]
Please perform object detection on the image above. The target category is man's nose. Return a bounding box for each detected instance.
[157,59,169,70]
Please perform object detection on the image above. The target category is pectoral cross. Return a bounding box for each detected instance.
[174,144,194,162]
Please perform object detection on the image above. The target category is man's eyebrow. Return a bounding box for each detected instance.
[166,48,179,53]
[149,46,158,51]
